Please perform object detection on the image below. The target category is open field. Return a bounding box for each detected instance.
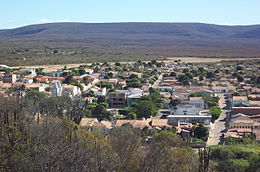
[166,57,260,63]
[11,57,260,71]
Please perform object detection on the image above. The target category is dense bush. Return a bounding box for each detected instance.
[209,106,221,122]
[210,145,260,172]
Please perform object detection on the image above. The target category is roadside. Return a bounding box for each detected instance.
[207,93,229,146]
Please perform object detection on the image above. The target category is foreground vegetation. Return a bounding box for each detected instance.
[210,144,260,172]
[1,87,260,171]
[0,91,198,171]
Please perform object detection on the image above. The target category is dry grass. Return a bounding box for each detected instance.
[11,57,260,71]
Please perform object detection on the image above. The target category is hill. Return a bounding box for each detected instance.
[1,22,260,65]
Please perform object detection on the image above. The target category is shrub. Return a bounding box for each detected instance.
[209,106,221,123]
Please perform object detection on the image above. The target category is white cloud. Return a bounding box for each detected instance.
[220,22,235,26]
[8,19,13,22]
[38,19,48,22]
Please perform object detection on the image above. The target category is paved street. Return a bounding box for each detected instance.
[207,93,230,146]
[151,74,163,88]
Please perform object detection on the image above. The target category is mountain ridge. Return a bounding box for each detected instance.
[1,22,260,39]
[1,22,260,65]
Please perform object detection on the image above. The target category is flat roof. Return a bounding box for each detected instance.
[167,115,211,118]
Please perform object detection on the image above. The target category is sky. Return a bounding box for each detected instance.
[0,0,260,29]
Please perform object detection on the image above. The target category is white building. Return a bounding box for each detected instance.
[52,81,81,98]
[212,86,229,93]
[52,81,62,97]
[84,68,94,74]
[47,69,63,77]
[91,86,107,96]
[168,104,211,125]
[62,85,81,97]
[20,68,36,76]
[188,97,205,109]
[0,65,10,69]
[22,77,33,84]
[30,83,48,92]
[170,104,202,115]
[167,115,212,125]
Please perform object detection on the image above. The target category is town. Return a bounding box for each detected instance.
[1,59,260,148]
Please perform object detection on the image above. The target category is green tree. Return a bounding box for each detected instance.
[248,154,260,172]
[208,101,218,108]
[79,68,85,75]
[63,75,74,84]
[92,104,113,121]
[169,72,177,77]
[135,100,157,119]
[209,106,221,123]
[62,71,69,77]
[257,76,260,84]
[194,123,209,141]
[118,107,132,116]
[169,99,182,107]
[83,77,89,85]
[178,74,190,85]
[237,74,244,82]
[185,72,193,79]
[206,71,216,79]
[127,112,137,120]
[97,96,107,104]
[115,62,121,66]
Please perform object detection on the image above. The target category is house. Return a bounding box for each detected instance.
[127,88,143,106]
[92,121,112,133]
[252,87,260,94]
[29,83,48,92]
[20,68,36,76]
[199,89,212,95]
[131,72,143,78]
[170,104,202,115]
[249,101,260,107]
[21,77,34,84]
[187,97,205,109]
[45,69,63,77]
[212,86,229,93]
[172,88,189,100]
[62,84,81,97]
[168,104,211,125]
[230,115,254,129]
[232,107,260,115]
[127,94,142,106]
[108,88,143,108]
[48,77,65,82]
[150,119,171,129]
[0,83,12,91]
[167,114,212,126]
[232,96,249,107]
[248,94,260,101]
[226,128,252,139]
[84,68,94,74]
[3,74,16,83]
[108,91,127,108]
[156,85,173,92]
[52,81,81,97]
[79,118,98,128]
[100,78,118,84]
[91,86,107,96]
[114,120,151,129]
